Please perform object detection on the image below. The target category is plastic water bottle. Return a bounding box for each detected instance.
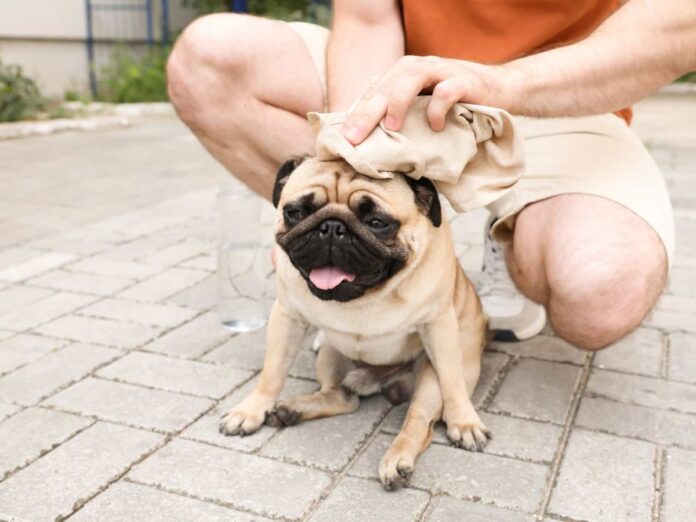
[217,179,275,332]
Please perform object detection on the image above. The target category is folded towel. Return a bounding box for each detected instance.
[308,96,525,212]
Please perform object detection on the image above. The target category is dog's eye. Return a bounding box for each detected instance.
[284,208,304,223]
[368,218,387,230]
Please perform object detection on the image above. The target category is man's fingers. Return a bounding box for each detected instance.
[427,77,468,130]
[342,85,390,144]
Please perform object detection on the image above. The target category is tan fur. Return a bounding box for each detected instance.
[220,159,489,489]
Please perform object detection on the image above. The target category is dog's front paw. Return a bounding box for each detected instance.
[219,395,273,436]
[266,401,301,427]
[378,449,415,491]
[445,418,492,451]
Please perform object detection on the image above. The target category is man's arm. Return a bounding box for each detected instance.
[341,0,696,144]
[327,0,403,111]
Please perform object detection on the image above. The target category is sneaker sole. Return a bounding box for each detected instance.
[491,306,547,342]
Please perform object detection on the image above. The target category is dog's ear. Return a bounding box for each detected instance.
[272,156,307,208]
[404,176,442,227]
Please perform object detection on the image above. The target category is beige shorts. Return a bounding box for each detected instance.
[288,22,675,268]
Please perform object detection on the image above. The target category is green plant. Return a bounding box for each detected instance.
[182,0,331,25]
[96,46,170,103]
[676,71,696,83]
[0,60,44,122]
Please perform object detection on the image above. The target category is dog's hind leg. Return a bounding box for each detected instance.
[268,341,359,426]
[379,358,442,491]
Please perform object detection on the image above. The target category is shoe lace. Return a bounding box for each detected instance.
[477,227,516,297]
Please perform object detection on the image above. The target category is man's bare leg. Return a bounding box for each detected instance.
[506,194,667,350]
[167,14,324,198]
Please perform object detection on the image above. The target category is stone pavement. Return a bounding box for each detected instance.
[0,93,694,522]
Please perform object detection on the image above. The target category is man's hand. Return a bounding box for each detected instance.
[341,56,506,145]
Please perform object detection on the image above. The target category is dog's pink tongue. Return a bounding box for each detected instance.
[309,266,356,290]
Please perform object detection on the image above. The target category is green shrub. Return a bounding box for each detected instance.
[182,0,330,25]
[0,60,44,122]
[676,72,696,83]
[96,46,170,103]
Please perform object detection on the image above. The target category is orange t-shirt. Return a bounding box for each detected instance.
[401,0,632,123]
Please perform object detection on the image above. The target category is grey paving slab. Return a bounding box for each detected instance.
[43,377,213,433]
[0,284,53,316]
[668,332,696,384]
[181,376,318,453]
[0,422,162,522]
[0,402,19,422]
[0,333,67,375]
[138,238,212,266]
[67,256,162,280]
[662,447,696,522]
[0,343,122,405]
[586,368,696,414]
[165,273,218,310]
[72,481,267,522]
[142,310,230,358]
[118,267,210,302]
[0,407,92,480]
[427,496,535,522]
[382,407,561,463]
[593,327,664,377]
[576,396,696,450]
[28,269,135,296]
[489,359,580,423]
[472,352,509,407]
[0,329,13,341]
[0,252,76,283]
[78,298,198,328]
[488,335,587,365]
[310,476,429,522]
[548,429,655,522]
[97,351,253,399]
[35,314,160,348]
[129,438,332,520]
[260,395,390,471]
[350,434,548,513]
[0,291,97,331]
[180,251,216,271]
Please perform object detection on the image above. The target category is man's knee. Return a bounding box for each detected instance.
[545,245,667,351]
[167,14,249,121]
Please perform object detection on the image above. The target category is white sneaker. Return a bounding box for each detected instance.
[477,217,547,342]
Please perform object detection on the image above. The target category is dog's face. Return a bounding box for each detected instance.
[273,156,441,302]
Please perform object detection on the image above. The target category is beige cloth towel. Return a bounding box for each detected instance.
[308,96,525,212]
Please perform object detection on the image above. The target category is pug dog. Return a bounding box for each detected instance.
[219,156,490,490]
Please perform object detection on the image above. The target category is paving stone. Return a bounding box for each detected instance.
[181,377,318,453]
[0,407,92,480]
[645,309,696,334]
[166,273,217,310]
[138,239,212,266]
[0,292,97,331]
[489,359,580,423]
[382,408,561,463]
[593,327,664,376]
[0,329,13,340]
[43,377,213,433]
[97,351,252,399]
[71,481,266,522]
[586,368,696,414]
[142,311,229,358]
[0,284,53,316]
[118,267,209,302]
[576,396,696,450]
[0,247,43,271]
[548,429,654,522]
[0,343,122,405]
[667,266,696,298]
[129,438,332,520]
[350,434,548,513]
[28,269,135,296]
[0,252,76,282]
[78,298,197,328]
[0,422,162,522]
[662,448,696,522]
[179,252,216,271]
[668,332,696,384]
[67,256,162,280]
[310,476,429,522]
[655,293,696,314]
[488,335,587,365]
[25,235,112,256]
[261,395,390,471]
[472,352,509,407]
[427,496,535,522]
[36,314,160,348]
[0,334,66,375]
[0,402,19,422]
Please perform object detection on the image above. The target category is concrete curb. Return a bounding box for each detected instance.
[0,116,130,141]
